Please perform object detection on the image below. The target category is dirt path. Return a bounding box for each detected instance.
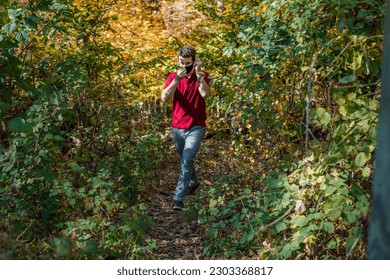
[145,190,205,260]
[143,136,230,260]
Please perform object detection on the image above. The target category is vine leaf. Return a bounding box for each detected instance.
[7,117,33,133]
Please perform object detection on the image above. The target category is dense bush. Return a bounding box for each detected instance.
[0,0,166,259]
[195,0,382,259]
[0,0,384,260]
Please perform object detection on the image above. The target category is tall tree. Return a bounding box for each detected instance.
[368,1,390,260]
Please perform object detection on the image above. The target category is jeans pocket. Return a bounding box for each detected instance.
[191,126,206,138]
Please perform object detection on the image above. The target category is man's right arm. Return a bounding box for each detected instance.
[162,68,187,102]
[161,76,181,102]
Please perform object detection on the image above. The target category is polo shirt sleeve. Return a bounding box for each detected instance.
[164,72,176,89]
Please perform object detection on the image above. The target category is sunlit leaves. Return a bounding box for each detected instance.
[323,222,335,234]
[355,152,369,167]
[8,8,25,21]
[15,29,29,43]
[311,107,331,127]
[362,166,371,178]
[50,1,69,12]
[2,22,17,34]
[2,8,39,43]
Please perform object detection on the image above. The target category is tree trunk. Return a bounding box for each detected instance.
[367,1,390,260]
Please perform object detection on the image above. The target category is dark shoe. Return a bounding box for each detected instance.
[187,183,200,195]
[173,200,184,211]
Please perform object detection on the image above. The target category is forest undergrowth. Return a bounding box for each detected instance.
[1,0,383,260]
[140,127,263,260]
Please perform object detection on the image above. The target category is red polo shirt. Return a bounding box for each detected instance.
[164,71,210,129]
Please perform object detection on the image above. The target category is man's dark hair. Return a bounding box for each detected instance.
[178,46,196,62]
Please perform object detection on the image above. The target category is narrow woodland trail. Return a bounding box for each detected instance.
[144,189,205,260]
[142,133,236,260]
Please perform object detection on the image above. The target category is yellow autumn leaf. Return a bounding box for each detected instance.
[209,199,218,208]
[203,180,213,186]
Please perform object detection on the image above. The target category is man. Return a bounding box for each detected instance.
[161,46,211,211]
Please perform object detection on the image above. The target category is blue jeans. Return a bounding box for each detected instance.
[172,126,206,202]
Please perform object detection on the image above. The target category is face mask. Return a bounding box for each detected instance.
[185,64,193,74]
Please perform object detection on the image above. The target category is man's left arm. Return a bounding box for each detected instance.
[195,58,210,98]
[198,76,210,98]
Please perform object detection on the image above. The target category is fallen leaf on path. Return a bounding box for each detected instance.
[203,180,212,186]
